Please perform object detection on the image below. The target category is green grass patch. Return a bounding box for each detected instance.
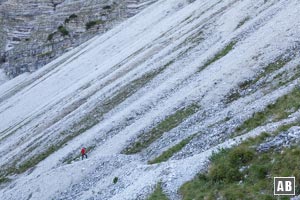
[5,136,96,175]
[199,41,236,71]
[58,25,69,36]
[69,14,78,19]
[0,176,10,185]
[11,145,56,174]
[234,87,300,136]
[0,145,57,176]
[113,177,118,184]
[148,134,195,164]
[65,14,78,23]
[86,20,103,30]
[148,183,169,200]
[289,66,300,81]
[180,132,300,200]
[122,104,200,154]
[272,122,299,136]
[47,32,55,41]
[252,58,291,85]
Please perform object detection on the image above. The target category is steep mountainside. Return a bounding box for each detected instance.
[0,0,157,78]
[0,0,300,199]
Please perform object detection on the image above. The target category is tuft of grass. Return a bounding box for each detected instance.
[86,20,103,30]
[236,17,250,29]
[123,104,200,154]
[234,87,300,136]
[148,134,195,164]
[69,14,78,19]
[65,14,78,23]
[147,183,169,200]
[58,25,69,36]
[199,41,236,71]
[113,177,118,184]
[180,131,300,200]
[64,18,70,24]
[102,5,112,9]
[47,32,55,41]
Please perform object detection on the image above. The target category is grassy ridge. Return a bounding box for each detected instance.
[180,131,300,200]
[234,87,300,136]
[199,41,236,71]
[148,134,195,164]
[123,104,199,154]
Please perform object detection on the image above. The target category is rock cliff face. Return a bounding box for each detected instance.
[0,0,157,78]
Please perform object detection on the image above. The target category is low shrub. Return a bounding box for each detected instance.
[113,177,118,184]
[85,20,103,30]
[47,33,55,41]
[147,183,168,200]
[58,26,69,36]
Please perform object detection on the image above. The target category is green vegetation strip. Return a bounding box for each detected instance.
[1,65,172,176]
[180,131,300,200]
[86,20,103,30]
[47,33,55,41]
[58,25,69,36]
[273,65,300,88]
[65,14,78,23]
[148,134,195,164]
[234,87,300,136]
[147,183,169,200]
[225,57,291,104]
[236,17,250,29]
[123,104,199,155]
[199,41,236,71]
[251,57,291,86]
[0,176,10,185]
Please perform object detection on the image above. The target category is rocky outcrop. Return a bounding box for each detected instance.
[0,0,157,78]
[257,126,300,152]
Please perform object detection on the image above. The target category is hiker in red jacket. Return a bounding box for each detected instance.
[81,147,87,160]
